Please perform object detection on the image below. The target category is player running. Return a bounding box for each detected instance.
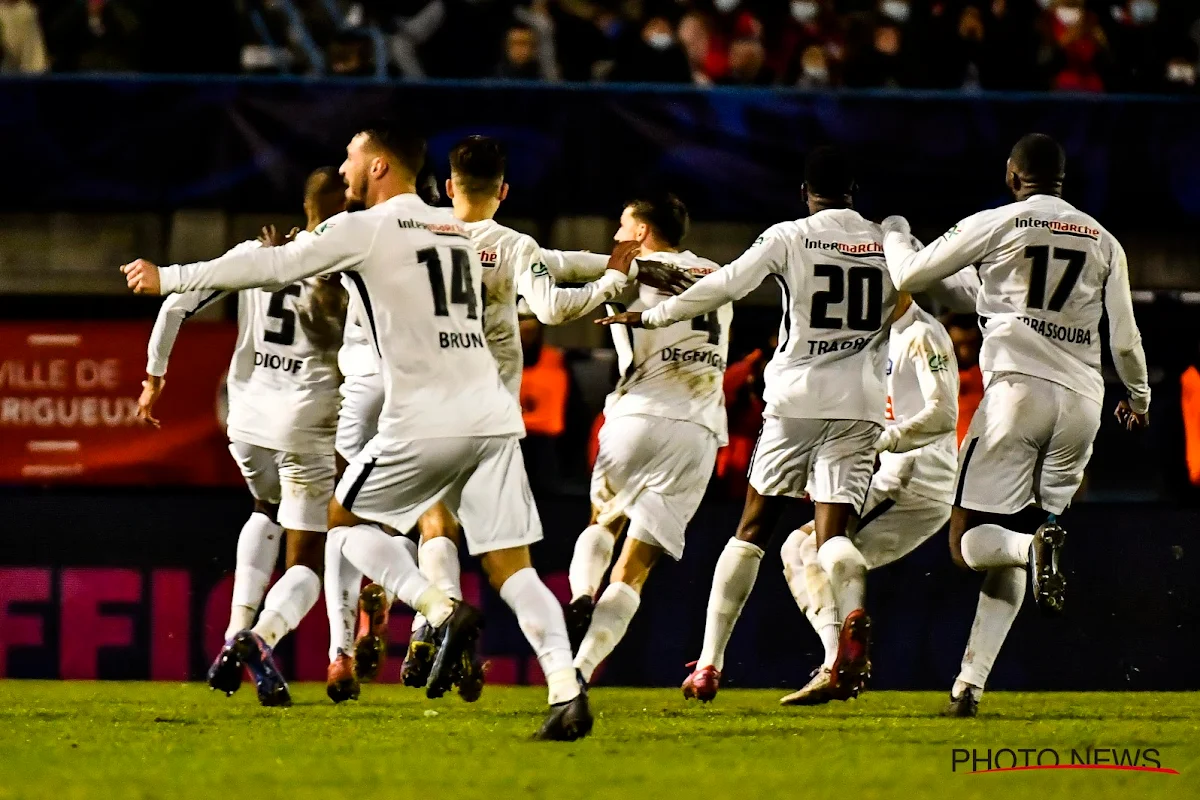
[881,133,1150,717]
[564,193,732,685]
[137,167,346,707]
[123,122,593,740]
[599,147,897,702]
[777,290,960,705]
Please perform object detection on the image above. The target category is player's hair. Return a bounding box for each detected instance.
[449,135,507,196]
[417,161,441,205]
[624,192,689,248]
[804,146,855,199]
[1010,133,1066,186]
[305,166,343,201]
[357,119,427,177]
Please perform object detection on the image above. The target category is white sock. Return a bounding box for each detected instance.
[226,512,282,639]
[499,567,578,705]
[568,524,616,601]
[956,566,1024,693]
[697,539,763,672]
[781,529,838,667]
[419,537,462,600]
[780,530,811,609]
[961,524,1034,571]
[337,524,453,626]
[252,564,320,649]
[323,528,362,661]
[574,582,641,682]
[393,536,416,607]
[817,536,868,624]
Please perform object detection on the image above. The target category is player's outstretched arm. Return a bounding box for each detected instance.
[1105,241,1151,430]
[139,288,230,426]
[882,213,993,293]
[542,249,609,283]
[520,240,634,325]
[876,327,958,455]
[123,215,367,297]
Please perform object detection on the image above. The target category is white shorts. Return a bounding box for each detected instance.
[336,435,542,556]
[955,373,1101,516]
[749,416,880,508]
[851,484,951,570]
[228,441,336,532]
[336,374,384,461]
[590,414,718,560]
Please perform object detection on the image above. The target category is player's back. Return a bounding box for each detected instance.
[465,218,533,399]
[605,250,732,442]
[969,194,1117,404]
[346,195,523,442]
[765,208,898,423]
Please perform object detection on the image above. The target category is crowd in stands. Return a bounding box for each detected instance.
[1,0,1198,92]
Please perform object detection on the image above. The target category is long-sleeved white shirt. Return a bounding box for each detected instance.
[875,302,959,504]
[146,235,341,454]
[158,194,523,443]
[642,208,898,423]
[884,194,1150,413]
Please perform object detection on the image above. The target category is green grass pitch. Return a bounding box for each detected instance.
[0,682,1196,799]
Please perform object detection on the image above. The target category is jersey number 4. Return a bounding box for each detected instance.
[419,246,478,319]
[811,264,884,331]
[264,284,302,346]
[691,311,722,344]
[1024,246,1085,312]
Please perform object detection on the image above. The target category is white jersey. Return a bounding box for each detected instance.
[643,208,897,423]
[159,194,523,443]
[146,235,341,454]
[884,194,1150,413]
[602,250,732,443]
[878,302,959,504]
[466,219,629,398]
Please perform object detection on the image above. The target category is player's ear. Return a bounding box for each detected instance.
[498,182,510,202]
[445,178,455,200]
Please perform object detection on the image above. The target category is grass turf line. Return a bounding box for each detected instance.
[0,683,1196,800]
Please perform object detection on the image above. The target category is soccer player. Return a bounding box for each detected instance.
[881,133,1150,716]
[564,194,732,685]
[365,134,639,692]
[122,122,594,740]
[137,167,347,706]
[777,290,960,705]
[599,147,896,702]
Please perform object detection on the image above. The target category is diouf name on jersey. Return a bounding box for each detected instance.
[1014,218,1101,240]
[660,347,725,370]
[1019,316,1093,344]
[804,239,884,257]
[254,351,303,374]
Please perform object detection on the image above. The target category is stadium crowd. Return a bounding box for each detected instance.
[1,0,1198,92]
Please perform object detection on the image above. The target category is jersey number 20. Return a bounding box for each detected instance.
[811,264,884,331]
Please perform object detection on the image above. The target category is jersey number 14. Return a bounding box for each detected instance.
[419,246,478,320]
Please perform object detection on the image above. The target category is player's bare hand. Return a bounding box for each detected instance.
[121,259,161,295]
[1114,399,1149,431]
[595,311,645,328]
[258,225,300,247]
[635,260,697,296]
[606,240,641,275]
[137,375,165,428]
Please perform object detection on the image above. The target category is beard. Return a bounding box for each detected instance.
[344,198,366,212]
[344,175,369,212]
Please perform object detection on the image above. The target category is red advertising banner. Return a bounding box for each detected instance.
[0,321,241,485]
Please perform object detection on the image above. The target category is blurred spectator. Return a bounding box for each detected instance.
[1038,0,1112,92]
[1107,0,1169,91]
[842,16,916,88]
[979,0,1040,90]
[519,318,569,488]
[720,35,772,84]
[768,0,843,84]
[610,15,692,83]
[1163,49,1198,92]
[0,0,48,73]
[47,0,144,72]
[678,11,714,85]
[714,345,769,499]
[496,21,547,79]
[702,0,763,81]
[945,314,983,446]
[795,43,833,87]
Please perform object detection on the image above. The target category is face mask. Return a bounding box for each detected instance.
[647,31,674,50]
[713,0,740,14]
[804,65,829,81]
[881,0,910,23]
[1055,6,1083,26]
[1129,0,1158,25]
[1167,62,1196,85]
[791,0,820,24]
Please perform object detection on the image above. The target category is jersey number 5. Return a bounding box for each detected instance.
[811,264,884,331]
[419,246,478,320]
[1024,246,1085,312]
[263,284,302,346]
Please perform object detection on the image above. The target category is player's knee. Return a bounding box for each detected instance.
[286,530,325,572]
[254,500,279,522]
[480,546,533,591]
[327,500,359,531]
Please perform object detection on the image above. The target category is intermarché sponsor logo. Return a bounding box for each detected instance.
[951,747,1178,775]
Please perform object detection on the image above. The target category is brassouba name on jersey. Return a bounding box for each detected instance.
[1019,316,1093,344]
